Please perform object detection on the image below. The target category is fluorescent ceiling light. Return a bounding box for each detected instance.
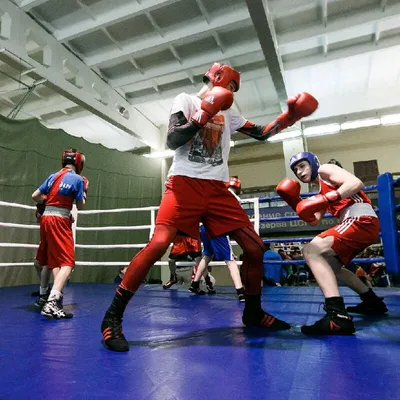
[381,114,400,126]
[143,149,175,159]
[267,129,302,142]
[304,123,340,137]
[341,118,380,130]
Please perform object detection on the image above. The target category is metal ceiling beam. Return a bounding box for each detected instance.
[0,98,80,117]
[279,2,400,45]
[244,0,287,111]
[279,13,400,57]
[284,34,400,70]
[111,41,263,89]
[127,67,273,105]
[1,0,161,148]
[43,109,91,124]
[85,6,251,67]
[54,0,180,42]
[320,0,328,27]
[17,0,51,11]
[124,63,270,95]
[268,0,316,18]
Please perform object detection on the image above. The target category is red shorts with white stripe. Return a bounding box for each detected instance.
[35,215,75,269]
[318,216,380,265]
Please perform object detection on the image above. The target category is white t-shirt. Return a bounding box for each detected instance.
[168,93,246,182]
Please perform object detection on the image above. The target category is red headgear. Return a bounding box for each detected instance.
[61,148,85,175]
[203,63,240,92]
[226,177,241,194]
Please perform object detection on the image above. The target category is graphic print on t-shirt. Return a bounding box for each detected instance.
[188,115,225,166]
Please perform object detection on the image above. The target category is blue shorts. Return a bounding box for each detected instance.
[200,225,233,261]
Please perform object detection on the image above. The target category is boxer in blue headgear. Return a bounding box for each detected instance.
[289,151,320,182]
[276,151,387,336]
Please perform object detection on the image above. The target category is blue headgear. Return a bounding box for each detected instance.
[289,151,320,180]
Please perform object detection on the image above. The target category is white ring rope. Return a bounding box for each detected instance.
[0,197,259,267]
[76,225,152,231]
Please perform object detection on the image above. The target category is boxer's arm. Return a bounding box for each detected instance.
[319,164,364,198]
[32,189,45,203]
[238,92,318,141]
[76,199,85,210]
[237,121,278,141]
[166,111,200,150]
[74,177,85,210]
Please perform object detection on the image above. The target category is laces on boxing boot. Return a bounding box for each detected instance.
[302,297,355,335]
[101,314,129,352]
[41,299,73,319]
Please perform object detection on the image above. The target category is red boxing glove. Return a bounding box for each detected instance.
[296,190,341,221]
[276,178,317,224]
[276,178,301,211]
[276,92,319,131]
[191,87,234,127]
[82,176,89,201]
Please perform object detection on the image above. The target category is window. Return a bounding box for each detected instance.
[353,160,379,183]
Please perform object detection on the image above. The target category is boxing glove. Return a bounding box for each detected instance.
[276,178,317,224]
[277,92,319,130]
[276,178,302,211]
[296,191,340,221]
[191,86,234,127]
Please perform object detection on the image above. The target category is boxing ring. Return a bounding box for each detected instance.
[0,174,399,400]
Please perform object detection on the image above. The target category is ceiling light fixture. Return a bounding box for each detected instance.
[143,149,175,159]
[341,118,381,130]
[267,129,302,143]
[304,123,341,137]
[381,114,400,126]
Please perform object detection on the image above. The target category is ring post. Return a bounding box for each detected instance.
[377,172,400,280]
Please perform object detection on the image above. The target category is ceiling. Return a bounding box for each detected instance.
[1,0,400,152]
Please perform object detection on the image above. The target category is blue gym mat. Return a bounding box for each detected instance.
[0,284,399,400]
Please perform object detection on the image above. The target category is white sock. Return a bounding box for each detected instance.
[48,289,62,301]
[39,286,49,295]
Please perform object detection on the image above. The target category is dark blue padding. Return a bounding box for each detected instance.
[0,284,399,400]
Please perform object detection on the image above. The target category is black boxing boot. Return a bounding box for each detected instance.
[346,289,388,315]
[101,286,133,352]
[242,294,291,330]
[301,296,355,335]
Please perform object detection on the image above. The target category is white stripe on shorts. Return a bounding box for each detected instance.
[334,216,359,235]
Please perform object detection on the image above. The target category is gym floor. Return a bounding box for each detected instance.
[1,284,399,400]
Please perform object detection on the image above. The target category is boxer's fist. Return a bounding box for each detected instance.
[288,92,318,118]
[276,92,318,130]
[276,178,301,211]
[191,87,234,126]
[296,195,328,221]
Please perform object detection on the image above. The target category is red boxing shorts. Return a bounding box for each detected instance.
[156,176,252,239]
[318,216,380,265]
[169,233,202,260]
[36,215,75,269]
